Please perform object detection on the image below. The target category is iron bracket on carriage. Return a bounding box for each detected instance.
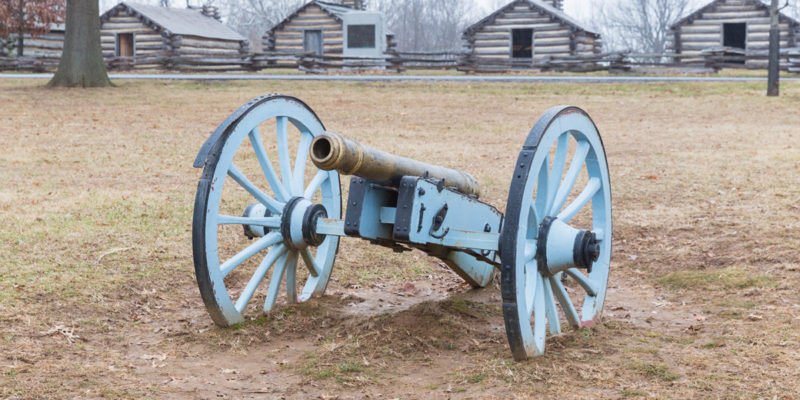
[192,94,612,361]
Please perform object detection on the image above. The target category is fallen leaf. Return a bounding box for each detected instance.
[748,314,763,321]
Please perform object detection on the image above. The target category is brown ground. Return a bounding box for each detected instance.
[0,78,799,399]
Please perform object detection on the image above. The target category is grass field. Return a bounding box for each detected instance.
[1,78,799,399]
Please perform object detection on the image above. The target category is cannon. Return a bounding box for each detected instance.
[192,94,612,361]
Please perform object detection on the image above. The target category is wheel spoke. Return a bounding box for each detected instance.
[545,133,569,215]
[525,261,537,318]
[220,232,282,278]
[534,154,550,219]
[285,251,298,304]
[276,116,293,194]
[557,177,600,223]
[292,131,312,197]
[233,244,286,313]
[565,268,597,297]
[228,164,284,214]
[300,247,319,277]
[249,127,290,202]
[523,239,536,263]
[542,276,561,335]
[532,272,546,355]
[549,140,590,216]
[550,273,581,328]
[264,251,290,312]
[529,203,540,234]
[304,170,329,200]
[217,215,281,228]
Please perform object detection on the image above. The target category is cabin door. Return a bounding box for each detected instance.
[116,33,134,57]
[723,23,746,49]
[722,23,746,64]
[304,30,323,56]
[511,28,534,59]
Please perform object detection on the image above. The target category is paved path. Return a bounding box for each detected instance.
[2,72,797,83]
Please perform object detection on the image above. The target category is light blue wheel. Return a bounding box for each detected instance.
[193,95,341,326]
[500,106,612,360]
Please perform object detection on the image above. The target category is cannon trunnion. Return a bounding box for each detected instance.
[192,94,612,361]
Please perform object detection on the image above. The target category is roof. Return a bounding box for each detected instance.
[670,0,800,29]
[463,0,598,37]
[101,2,245,41]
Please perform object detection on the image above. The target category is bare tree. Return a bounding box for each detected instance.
[595,0,692,53]
[223,0,301,50]
[372,0,472,51]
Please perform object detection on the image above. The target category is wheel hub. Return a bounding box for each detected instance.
[536,216,600,276]
[280,197,328,249]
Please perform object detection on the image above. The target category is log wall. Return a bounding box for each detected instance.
[464,1,601,70]
[672,0,800,67]
[267,4,344,56]
[17,31,65,60]
[265,3,345,67]
[101,14,169,65]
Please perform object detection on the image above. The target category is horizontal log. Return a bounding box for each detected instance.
[480,23,568,32]
[101,27,154,35]
[679,25,721,34]
[283,21,341,28]
[102,22,146,30]
[693,17,770,25]
[275,40,344,47]
[700,10,767,19]
[178,48,243,57]
[106,16,139,23]
[278,27,344,34]
[274,31,341,39]
[491,16,554,26]
[23,40,63,50]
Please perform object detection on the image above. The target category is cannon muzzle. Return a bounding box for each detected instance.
[310,131,481,198]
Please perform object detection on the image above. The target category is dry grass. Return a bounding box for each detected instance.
[0,78,799,398]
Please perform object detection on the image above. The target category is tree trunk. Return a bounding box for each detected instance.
[767,0,780,97]
[48,0,111,88]
[16,0,24,57]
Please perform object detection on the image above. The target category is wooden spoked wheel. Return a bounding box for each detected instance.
[193,95,341,326]
[500,106,612,360]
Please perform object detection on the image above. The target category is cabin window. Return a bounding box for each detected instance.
[723,23,746,49]
[116,33,134,57]
[347,24,375,48]
[511,28,533,58]
[304,30,323,56]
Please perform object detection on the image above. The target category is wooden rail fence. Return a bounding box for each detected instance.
[2,48,800,74]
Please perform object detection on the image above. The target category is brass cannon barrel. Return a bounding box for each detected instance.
[310,131,481,198]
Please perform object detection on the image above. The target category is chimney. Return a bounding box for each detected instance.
[188,4,221,21]
[545,0,563,10]
[340,0,366,10]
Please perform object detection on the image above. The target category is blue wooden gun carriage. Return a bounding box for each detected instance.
[192,95,611,360]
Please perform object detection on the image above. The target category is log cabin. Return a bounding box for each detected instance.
[99,2,249,70]
[462,0,601,70]
[670,0,800,67]
[4,24,65,61]
[263,0,395,64]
